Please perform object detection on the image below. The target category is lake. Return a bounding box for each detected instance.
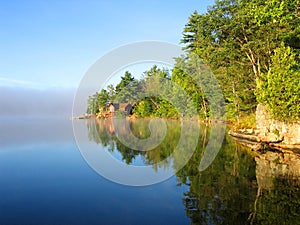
[0,117,299,225]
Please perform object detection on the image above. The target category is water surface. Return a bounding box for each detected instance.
[0,118,299,224]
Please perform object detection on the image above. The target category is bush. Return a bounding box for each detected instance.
[233,113,256,130]
[256,43,300,122]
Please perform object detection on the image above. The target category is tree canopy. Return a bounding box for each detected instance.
[87,0,300,122]
[181,0,300,121]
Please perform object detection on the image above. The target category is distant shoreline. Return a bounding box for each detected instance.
[72,114,228,124]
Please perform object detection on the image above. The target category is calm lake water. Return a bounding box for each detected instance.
[0,118,299,225]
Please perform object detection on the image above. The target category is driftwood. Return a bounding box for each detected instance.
[269,143,300,151]
[229,129,300,154]
[228,130,260,142]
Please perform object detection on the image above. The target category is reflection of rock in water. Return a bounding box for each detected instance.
[255,151,300,189]
[247,151,300,225]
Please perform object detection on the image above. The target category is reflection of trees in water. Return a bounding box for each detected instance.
[87,118,141,164]
[251,178,300,225]
[86,118,115,149]
[86,118,300,224]
[86,118,183,166]
[178,140,300,225]
[177,136,258,225]
[87,118,205,169]
[250,151,300,225]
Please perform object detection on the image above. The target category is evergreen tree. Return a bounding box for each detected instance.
[115,71,139,103]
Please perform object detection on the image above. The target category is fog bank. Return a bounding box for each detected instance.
[0,86,76,118]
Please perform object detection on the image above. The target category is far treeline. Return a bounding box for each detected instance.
[87,0,300,122]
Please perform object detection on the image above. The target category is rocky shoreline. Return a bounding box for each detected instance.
[229,129,300,152]
[229,104,300,153]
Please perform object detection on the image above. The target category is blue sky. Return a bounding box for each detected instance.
[0,0,214,89]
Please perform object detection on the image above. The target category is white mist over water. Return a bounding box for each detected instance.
[0,86,75,118]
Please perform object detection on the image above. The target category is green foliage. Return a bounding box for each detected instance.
[106,84,116,102]
[233,112,256,130]
[139,66,179,118]
[86,71,139,114]
[98,89,109,110]
[181,1,259,120]
[256,44,300,121]
[172,57,209,119]
[86,89,109,114]
[115,71,134,93]
[172,54,227,120]
[133,98,154,118]
[114,71,140,103]
[181,0,300,121]
[87,0,300,122]
[87,94,97,114]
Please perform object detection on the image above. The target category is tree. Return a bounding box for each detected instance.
[256,43,300,121]
[115,71,139,103]
[97,89,109,111]
[181,1,257,120]
[172,56,210,119]
[115,71,134,93]
[107,84,116,102]
[86,89,109,114]
[181,0,300,120]
[137,66,179,118]
[87,92,99,114]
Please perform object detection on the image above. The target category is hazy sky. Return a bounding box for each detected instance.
[0,0,214,89]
